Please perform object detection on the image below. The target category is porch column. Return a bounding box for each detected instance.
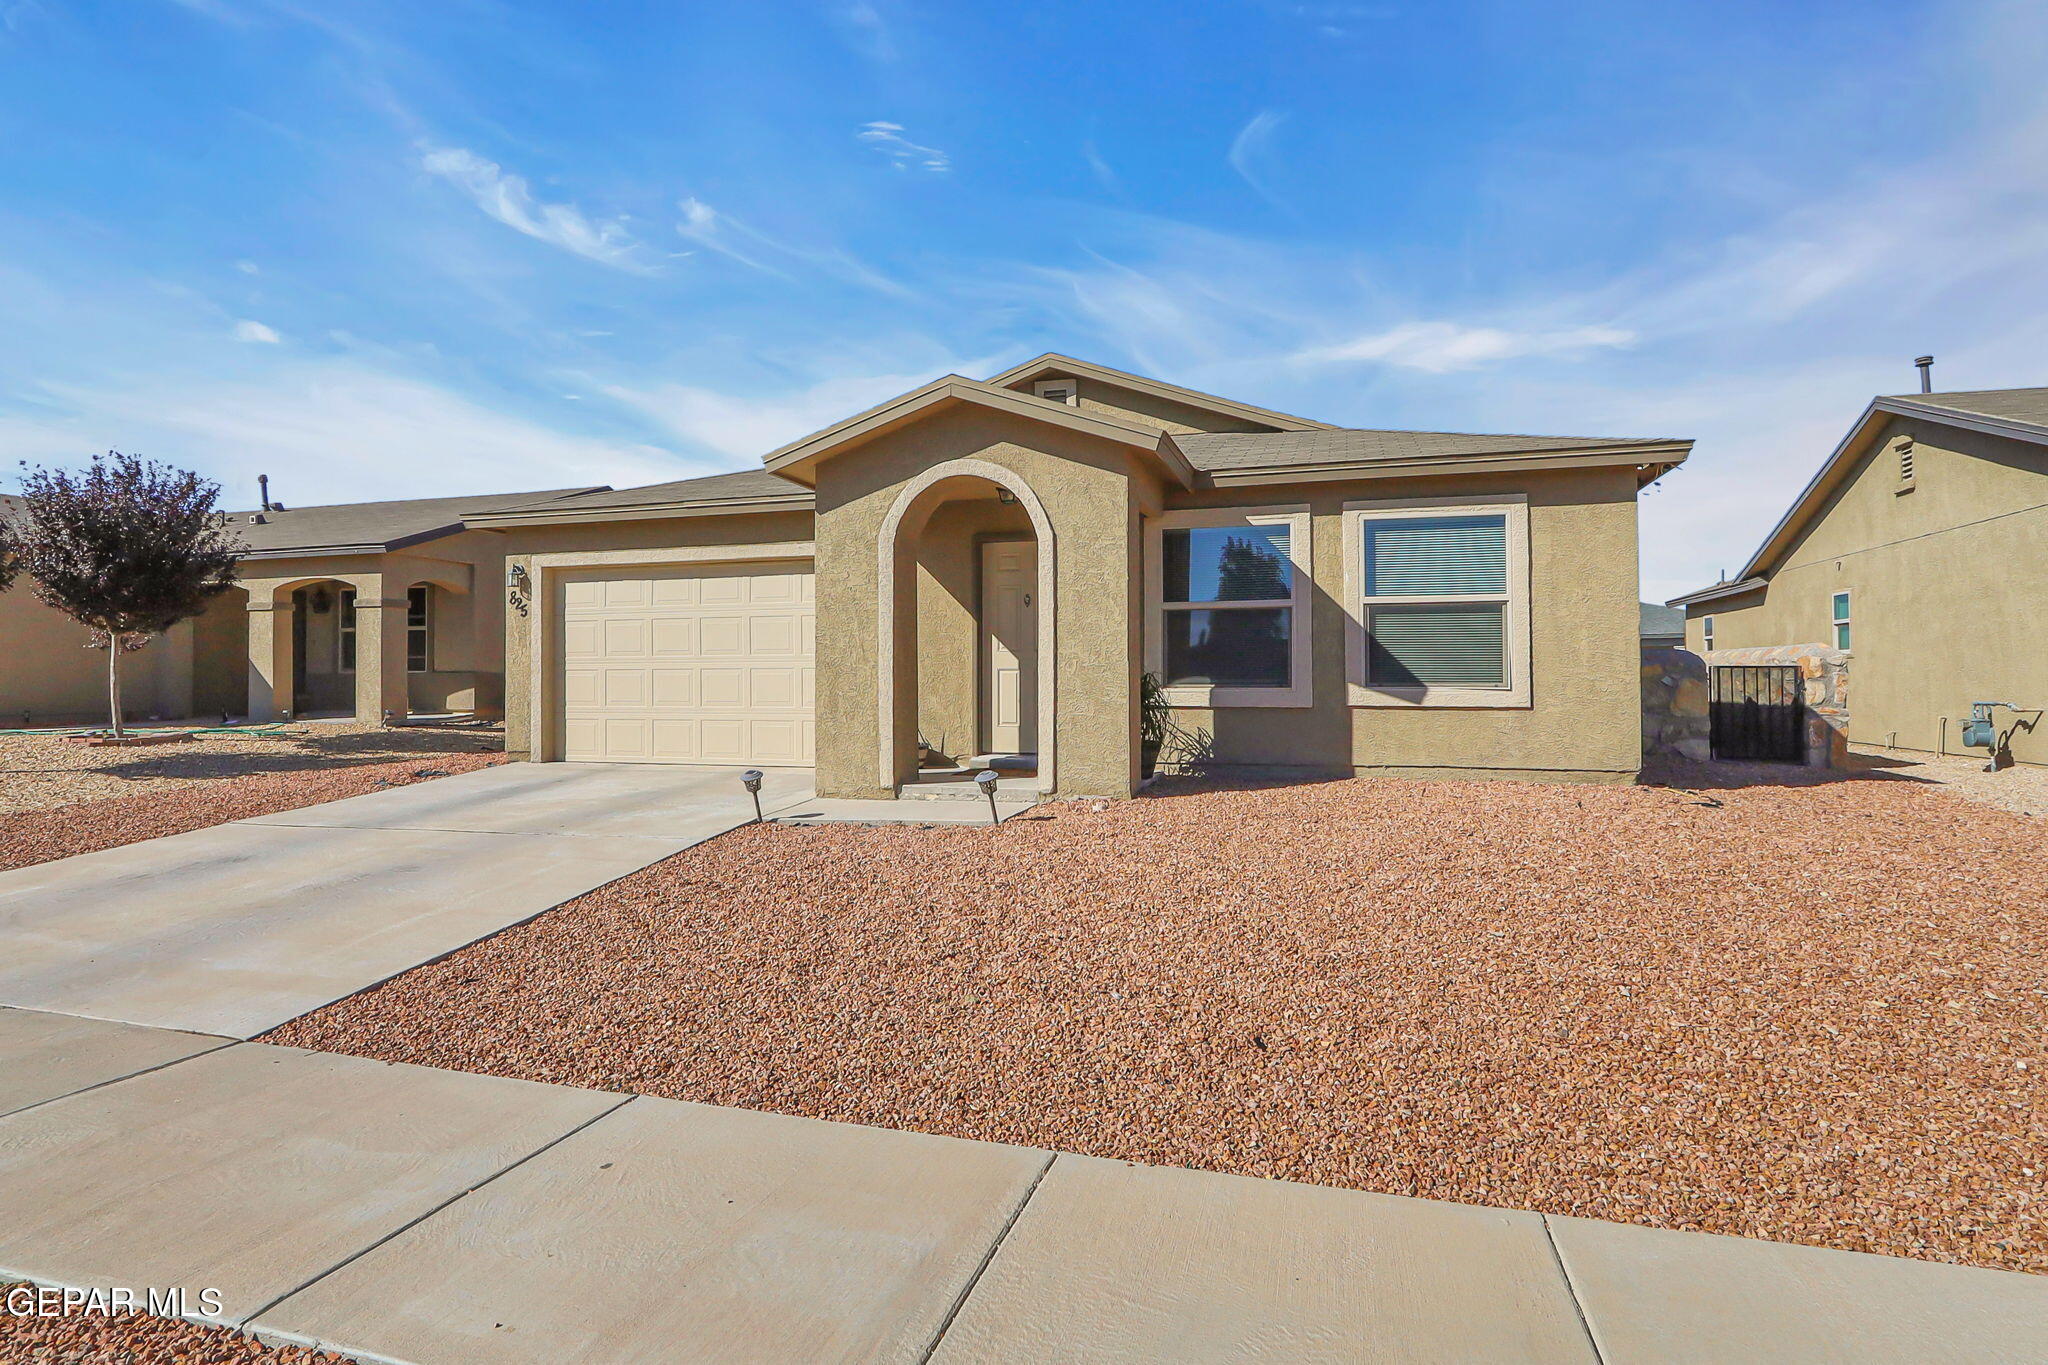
[245,593,294,722]
[351,591,411,725]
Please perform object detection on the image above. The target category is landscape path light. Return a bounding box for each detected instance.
[741,769,764,823]
[975,768,1001,826]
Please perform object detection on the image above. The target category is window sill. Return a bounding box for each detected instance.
[1348,683,1530,709]
[1163,684,1313,710]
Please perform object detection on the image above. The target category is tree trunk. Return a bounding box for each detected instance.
[106,633,125,739]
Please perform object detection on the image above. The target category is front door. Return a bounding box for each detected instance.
[980,540,1038,755]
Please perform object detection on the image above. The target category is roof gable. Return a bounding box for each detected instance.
[1688,388,2048,595]
[984,353,1332,432]
[758,374,1193,488]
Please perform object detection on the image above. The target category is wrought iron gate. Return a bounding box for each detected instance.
[1709,665,1804,762]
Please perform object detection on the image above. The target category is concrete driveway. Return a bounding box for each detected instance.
[0,763,812,1038]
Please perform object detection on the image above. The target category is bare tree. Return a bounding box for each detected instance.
[13,453,241,737]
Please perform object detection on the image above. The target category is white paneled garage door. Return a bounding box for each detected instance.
[556,561,815,765]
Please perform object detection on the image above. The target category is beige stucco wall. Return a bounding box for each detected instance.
[496,510,817,759]
[0,584,198,726]
[1683,416,2047,765]
[1160,467,1645,782]
[811,403,1159,800]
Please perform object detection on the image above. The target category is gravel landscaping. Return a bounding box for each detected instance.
[0,747,502,872]
[269,770,2048,1276]
[0,720,502,816]
[1,1286,346,1363]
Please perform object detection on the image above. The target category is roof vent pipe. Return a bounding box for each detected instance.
[1915,355,1933,393]
[258,474,272,512]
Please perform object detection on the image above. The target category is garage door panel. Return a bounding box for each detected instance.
[650,617,698,656]
[557,561,814,766]
[699,668,745,709]
[650,668,698,707]
[749,667,802,709]
[698,617,745,656]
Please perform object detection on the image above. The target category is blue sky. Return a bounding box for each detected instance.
[2,0,2045,600]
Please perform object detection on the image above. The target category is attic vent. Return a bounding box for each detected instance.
[1033,378,1079,406]
[1896,437,1916,490]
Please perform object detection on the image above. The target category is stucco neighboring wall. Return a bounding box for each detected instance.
[0,584,198,726]
[1683,417,2047,765]
[1159,466,1645,782]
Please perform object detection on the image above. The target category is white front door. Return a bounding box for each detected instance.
[980,540,1038,754]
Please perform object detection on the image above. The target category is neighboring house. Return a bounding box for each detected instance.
[1639,602,1686,649]
[470,355,1690,799]
[0,487,600,727]
[1669,385,2048,767]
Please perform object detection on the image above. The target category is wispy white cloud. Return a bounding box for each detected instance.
[603,366,950,460]
[834,1,896,61]
[857,121,951,172]
[674,197,790,278]
[1297,321,1636,373]
[231,319,282,344]
[419,145,649,272]
[234,259,261,275]
[1082,140,1123,197]
[1,362,683,504]
[1227,109,1289,209]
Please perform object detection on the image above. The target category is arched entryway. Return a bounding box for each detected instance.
[875,459,1057,795]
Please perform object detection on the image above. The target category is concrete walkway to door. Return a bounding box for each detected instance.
[0,763,813,1038]
[2,1004,2044,1363]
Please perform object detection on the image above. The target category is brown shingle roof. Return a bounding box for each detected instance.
[494,469,807,515]
[1880,386,2048,430]
[223,486,607,556]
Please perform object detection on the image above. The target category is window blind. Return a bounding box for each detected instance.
[1366,603,1506,687]
[1364,516,1506,597]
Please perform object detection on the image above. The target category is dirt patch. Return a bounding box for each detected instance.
[0,721,502,816]
[1846,744,2048,820]
[0,751,502,872]
[268,773,2048,1274]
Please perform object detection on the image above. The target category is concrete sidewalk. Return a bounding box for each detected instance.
[0,763,812,1037]
[3,1006,2043,1364]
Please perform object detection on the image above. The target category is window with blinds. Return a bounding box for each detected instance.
[1360,513,1510,688]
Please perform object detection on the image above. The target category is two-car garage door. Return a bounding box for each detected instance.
[556,562,814,765]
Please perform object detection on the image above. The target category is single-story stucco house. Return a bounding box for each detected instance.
[462,355,1689,799]
[1668,383,2046,768]
[0,487,596,727]
[2,356,1690,795]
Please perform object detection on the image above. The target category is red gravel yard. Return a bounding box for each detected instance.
[0,724,502,872]
[268,772,2048,1274]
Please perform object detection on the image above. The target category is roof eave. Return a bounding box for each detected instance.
[464,494,816,528]
[1193,442,1691,488]
[1666,577,1768,608]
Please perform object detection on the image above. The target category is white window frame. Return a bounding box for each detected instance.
[1701,614,1715,653]
[337,588,357,672]
[1144,504,1313,709]
[1831,590,1851,651]
[407,584,432,673]
[1032,377,1079,406]
[1344,494,1531,709]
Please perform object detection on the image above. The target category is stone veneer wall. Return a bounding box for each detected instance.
[1701,642,1851,768]
[1641,645,1710,762]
